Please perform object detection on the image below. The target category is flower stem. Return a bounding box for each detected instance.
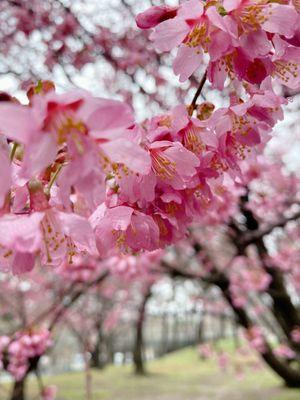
[9,142,18,162]
[46,163,64,195]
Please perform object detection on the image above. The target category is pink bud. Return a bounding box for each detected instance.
[136,6,178,29]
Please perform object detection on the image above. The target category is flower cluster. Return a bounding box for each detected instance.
[0,79,286,273]
[229,256,271,307]
[137,0,300,88]
[244,326,266,353]
[0,329,52,380]
[57,256,104,283]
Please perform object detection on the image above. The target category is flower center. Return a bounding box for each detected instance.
[274,60,299,84]
[186,23,210,50]
[183,126,206,155]
[240,3,270,30]
[151,150,176,180]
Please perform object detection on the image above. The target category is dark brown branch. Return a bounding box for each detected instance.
[215,273,300,388]
[236,196,300,351]
[240,210,300,248]
[189,70,207,116]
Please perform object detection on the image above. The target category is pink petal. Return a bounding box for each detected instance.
[209,30,232,62]
[101,138,151,174]
[0,103,35,143]
[223,0,242,12]
[164,143,200,173]
[150,18,190,52]
[21,134,57,179]
[57,212,97,254]
[208,61,227,90]
[178,0,204,19]
[12,252,35,275]
[83,99,134,138]
[0,213,44,253]
[262,5,298,38]
[240,30,272,59]
[90,205,133,231]
[126,213,159,251]
[173,45,203,82]
[207,7,238,38]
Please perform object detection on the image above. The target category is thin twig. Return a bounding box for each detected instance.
[189,70,207,116]
[48,270,109,331]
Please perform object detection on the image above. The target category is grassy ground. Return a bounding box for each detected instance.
[4,344,300,399]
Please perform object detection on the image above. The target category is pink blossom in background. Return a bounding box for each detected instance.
[274,344,296,360]
[291,327,300,343]
[0,329,52,381]
[217,351,229,371]
[245,326,266,354]
[198,343,214,360]
[42,386,57,400]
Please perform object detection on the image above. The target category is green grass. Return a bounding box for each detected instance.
[4,344,300,399]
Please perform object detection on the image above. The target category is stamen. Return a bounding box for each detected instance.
[274,60,298,84]
[151,150,176,180]
[183,126,206,154]
[186,23,210,51]
[240,3,270,31]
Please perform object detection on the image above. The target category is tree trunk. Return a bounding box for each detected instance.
[215,272,300,388]
[231,319,240,349]
[10,378,26,400]
[257,242,300,353]
[218,313,226,340]
[90,328,106,369]
[133,287,151,375]
[90,342,101,368]
[172,315,179,350]
[161,312,169,355]
[240,199,300,353]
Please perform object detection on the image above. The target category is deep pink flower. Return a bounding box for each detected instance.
[90,205,159,256]
[149,140,199,190]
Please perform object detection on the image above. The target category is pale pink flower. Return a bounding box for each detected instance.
[275,344,296,360]
[198,343,214,359]
[245,326,266,353]
[90,205,159,256]
[0,213,44,274]
[291,327,300,343]
[42,386,57,400]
